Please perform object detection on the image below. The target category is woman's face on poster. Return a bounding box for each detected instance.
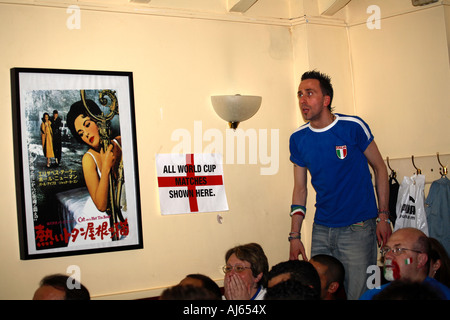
[74,114,100,148]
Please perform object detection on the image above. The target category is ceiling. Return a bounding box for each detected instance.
[111,0,351,19]
[2,0,441,25]
[4,0,352,21]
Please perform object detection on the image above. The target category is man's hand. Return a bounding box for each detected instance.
[376,215,392,247]
[289,238,308,261]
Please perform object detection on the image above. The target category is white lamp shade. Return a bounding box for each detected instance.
[211,95,262,123]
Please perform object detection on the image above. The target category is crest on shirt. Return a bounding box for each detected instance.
[336,145,347,160]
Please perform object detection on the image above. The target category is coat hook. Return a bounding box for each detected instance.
[412,155,421,174]
[386,157,397,179]
[437,152,448,177]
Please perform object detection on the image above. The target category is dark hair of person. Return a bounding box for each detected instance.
[184,274,222,299]
[268,260,321,299]
[265,279,319,300]
[311,254,345,288]
[415,234,431,270]
[428,237,450,287]
[225,243,269,288]
[301,70,334,111]
[39,274,90,300]
[66,99,102,143]
[41,112,50,122]
[160,285,221,300]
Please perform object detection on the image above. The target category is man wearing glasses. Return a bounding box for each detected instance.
[360,227,450,299]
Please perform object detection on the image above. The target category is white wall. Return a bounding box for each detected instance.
[0,3,296,299]
[347,2,450,158]
[0,0,449,299]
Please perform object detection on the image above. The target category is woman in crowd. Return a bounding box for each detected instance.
[223,243,269,300]
[428,237,450,287]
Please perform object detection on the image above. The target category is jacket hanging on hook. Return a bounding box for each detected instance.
[425,176,450,256]
[389,175,400,227]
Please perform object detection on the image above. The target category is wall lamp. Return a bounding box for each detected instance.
[211,94,262,130]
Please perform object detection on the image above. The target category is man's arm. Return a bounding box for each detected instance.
[364,140,391,247]
[290,164,308,261]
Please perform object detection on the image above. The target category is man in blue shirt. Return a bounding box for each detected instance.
[288,71,391,300]
[360,227,450,300]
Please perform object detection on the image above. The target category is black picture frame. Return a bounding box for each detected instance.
[11,68,143,259]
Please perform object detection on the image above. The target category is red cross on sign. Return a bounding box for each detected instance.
[157,154,224,212]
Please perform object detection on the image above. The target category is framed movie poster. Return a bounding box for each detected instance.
[11,68,143,259]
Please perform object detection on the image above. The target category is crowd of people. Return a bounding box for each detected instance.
[33,228,450,301]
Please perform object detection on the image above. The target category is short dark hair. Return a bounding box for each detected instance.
[415,234,431,270]
[301,70,334,111]
[268,260,321,299]
[66,99,102,143]
[311,254,345,288]
[264,279,319,300]
[225,243,269,288]
[39,274,90,300]
[160,285,221,300]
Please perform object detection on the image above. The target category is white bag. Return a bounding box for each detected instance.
[394,174,428,235]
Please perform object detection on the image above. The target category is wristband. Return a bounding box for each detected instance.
[288,232,301,242]
[290,205,306,217]
[378,210,390,216]
[376,217,391,224]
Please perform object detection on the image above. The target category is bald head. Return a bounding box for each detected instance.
[384,228,430,282]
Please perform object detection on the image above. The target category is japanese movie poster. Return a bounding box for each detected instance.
[11,69,143,259]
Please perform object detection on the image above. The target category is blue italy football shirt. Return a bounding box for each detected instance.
[289,113,378,227]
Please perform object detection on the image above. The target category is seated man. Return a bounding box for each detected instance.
[266,260,321,300]
[310,254,346,300]
[178,273,222,300]
[264,279,318,300]
[360,228,450,300]
[33,274,90,300]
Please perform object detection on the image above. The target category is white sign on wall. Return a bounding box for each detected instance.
[156,153,229,215]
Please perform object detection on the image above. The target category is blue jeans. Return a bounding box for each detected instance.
[311,218,377,300]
